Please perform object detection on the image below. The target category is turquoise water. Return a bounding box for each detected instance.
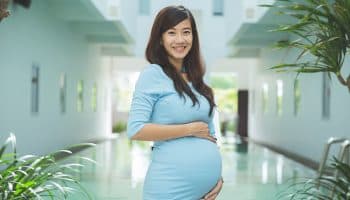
[63,135,315,200]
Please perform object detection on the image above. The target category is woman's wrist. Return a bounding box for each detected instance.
[183,123,193,137]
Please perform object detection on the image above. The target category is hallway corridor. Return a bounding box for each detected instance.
[66,136,315,200]
[1,0,350,199]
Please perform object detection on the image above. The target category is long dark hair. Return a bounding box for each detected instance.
[145,5,215,116]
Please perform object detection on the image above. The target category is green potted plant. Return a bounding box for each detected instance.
[261,0,350,199]
[0,133,94,199]
[279,158,350,199]
[262,0,350,91]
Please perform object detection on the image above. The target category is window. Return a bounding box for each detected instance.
[293,79,301,116]
[77,80,84,112]
[210,73,237,136]
[91,83,97,112]
[276,80,283,116]
[114,72,140,112]
[59,73,66,113]
[210,73,237,113]
[31,64,40,114]
[213,0,224,16]
[138,0,150,15]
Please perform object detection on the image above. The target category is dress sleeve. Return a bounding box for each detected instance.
[127,65,162,138]
[208,107,219,137]
[208,114,215,136]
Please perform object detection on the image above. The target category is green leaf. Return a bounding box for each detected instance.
[265,0,350,91]
[0,133,95,199]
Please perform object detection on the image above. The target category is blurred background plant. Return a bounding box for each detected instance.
[112,121,127,134]
[262,0,350,92]
[0,0,10,21]
[279,158,350,199]
[210,73,237,139]
[0,133,95,199]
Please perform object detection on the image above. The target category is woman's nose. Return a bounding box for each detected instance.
[175,34,185,42]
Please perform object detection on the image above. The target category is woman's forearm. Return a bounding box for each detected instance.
[131,123,191,141]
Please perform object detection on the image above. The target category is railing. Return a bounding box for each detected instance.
[337,140,350,165]
[317,137,350,197]
[317,137,347,181]
[330,140,350,197]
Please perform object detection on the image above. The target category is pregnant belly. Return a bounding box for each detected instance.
[145,137,222,199]
[152,137,221,169]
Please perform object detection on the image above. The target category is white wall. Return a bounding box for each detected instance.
[0,0,111,155]
[250,47,350,162]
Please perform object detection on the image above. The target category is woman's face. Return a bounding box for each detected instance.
[161,18,193,65]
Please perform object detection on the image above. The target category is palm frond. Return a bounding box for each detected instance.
[0,134,95,200]
[261,0,350,92]
[280,158,350,199]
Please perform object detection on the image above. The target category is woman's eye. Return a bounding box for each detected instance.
[184,31,191,35]
[167,31,176,35]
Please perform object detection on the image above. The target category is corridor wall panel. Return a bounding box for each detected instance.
[0,0,111,155]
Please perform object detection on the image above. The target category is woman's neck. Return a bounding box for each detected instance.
[169,58,183,72]
[169,58,189,82]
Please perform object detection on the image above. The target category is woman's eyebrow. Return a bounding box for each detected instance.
[181,27,192,31]
[167,27,191,31]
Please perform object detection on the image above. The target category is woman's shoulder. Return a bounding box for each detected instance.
[142,63,162,73]
[141,64,167,79]
[135,64,172,92]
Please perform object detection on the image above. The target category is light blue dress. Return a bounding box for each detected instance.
[127,64,222,200]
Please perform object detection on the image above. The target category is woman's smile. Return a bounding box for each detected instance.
[173,45,188,53]
[161,18,193,69]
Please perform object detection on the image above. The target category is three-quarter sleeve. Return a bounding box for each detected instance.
[127,65,162,138]
[208,107,219,137]
[208,119,215,136]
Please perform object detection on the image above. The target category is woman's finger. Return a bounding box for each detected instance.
[207,136,217,143]
[198,135,216,143]
[206,193,218,200]
[205,187,219,199]
[204,178,223,199]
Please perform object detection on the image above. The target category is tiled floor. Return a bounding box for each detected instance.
[65,135,315,200]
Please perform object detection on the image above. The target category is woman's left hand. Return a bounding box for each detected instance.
[201,177,224,200]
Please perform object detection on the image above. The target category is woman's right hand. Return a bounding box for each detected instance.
[185,122,217,143]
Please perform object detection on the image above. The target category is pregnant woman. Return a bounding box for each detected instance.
[127,5,223,200]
